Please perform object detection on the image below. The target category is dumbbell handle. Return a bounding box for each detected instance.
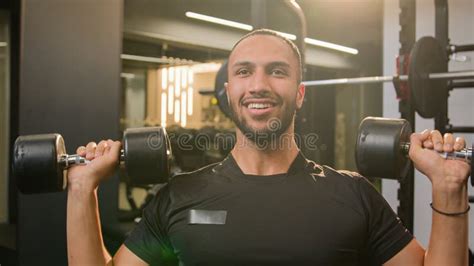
[58,150,126,168]
[400,143,473,163]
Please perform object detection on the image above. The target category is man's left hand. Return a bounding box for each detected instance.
[409,130,470,193]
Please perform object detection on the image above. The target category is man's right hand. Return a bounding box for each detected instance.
[67,139,122,192]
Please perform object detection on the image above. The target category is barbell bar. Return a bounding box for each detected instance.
[302,70,474,87]
[448,44,474,54]
[301,36,474,119]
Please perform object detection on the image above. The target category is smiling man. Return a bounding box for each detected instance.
[67,29,471,266]
[225,30,305,166]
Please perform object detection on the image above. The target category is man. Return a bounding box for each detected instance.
[67,29,471,265]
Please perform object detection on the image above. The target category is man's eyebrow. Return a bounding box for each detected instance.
[231,61,291,68]
[266,61,291,68]
[231,61,254,68]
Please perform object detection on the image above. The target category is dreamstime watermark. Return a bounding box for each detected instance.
[143,118,327,152]
[165,131,324,151]
[146,131,165,151]
[266,117,282,132]
[234,131,322,151]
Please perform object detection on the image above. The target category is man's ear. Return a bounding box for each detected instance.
[296,83,305,109]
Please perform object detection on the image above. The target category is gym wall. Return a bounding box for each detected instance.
[17,0,122,265]
[382,0,474,247]
[0,10,9,224]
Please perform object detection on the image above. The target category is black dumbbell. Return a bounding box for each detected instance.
[355,117,473,184]
[13,127,172,194]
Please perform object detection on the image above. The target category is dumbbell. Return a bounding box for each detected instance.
[13,127,172,194]
[355,117,473,184]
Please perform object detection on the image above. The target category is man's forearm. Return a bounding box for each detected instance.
[67,187,112,266]
[424,185,469,266]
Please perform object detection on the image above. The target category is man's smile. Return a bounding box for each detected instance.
[240,98,279,117]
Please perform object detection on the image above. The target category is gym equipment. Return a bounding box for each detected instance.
[408,36,448,118]
[214,36,474,119]
[356,117,473,183]
[303,36,473,119]
[214,61,232,118]
[447,44,474,54]
[13,127,172,194]
[356,117,413,180]
[302,70,473,86]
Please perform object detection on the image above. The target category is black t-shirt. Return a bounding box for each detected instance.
[124,152,413,266]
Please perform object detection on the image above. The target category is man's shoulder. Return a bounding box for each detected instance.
[323,165,364,181]
[165,160,227,196]
[301,158,372,196]
[170,161,219,181]
[299,159,382,219]
[174,162,220,179]
[303,157,364,183]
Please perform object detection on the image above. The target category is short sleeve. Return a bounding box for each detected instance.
[124,185,178,266]
[358,178,414,265]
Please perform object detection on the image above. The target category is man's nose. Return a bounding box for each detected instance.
[248,69,270,94]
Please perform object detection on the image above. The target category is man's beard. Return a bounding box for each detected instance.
[229,96,296,150]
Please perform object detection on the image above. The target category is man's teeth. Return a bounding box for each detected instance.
[248,103,272,109]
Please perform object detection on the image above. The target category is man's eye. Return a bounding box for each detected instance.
[237,69,250,76]
[271,69,287,76]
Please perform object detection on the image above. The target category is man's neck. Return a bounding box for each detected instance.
[231,131,300,176]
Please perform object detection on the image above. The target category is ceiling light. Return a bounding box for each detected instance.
[184,12,358,55]
[185,11,253,31]
[121,54,196,65]
[274,31,296,41]
[304,38,359,55]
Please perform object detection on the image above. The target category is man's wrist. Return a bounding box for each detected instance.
[68,177,98,196]
[431,179,468,213]
[431,172,468,192]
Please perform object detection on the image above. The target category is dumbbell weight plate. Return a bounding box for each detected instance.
[355,117,412,179]
[13,134,66,194]
[409,36,448,119]
[123,127,171,185]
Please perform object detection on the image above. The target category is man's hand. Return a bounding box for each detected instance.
[409,130,470,190]
[409,129,470,213]
[67,139,121,266]
[385,130,471,266]
[67,139,122,192]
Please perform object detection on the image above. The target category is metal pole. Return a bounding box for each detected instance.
[303,76,394,86]
[448,81,474,89]
[284,0,307,71]
[446,126,474,133]
[398,0,416,234]
[251,0,267,29]
[448,44,474,54]
[429,70,474,79]
[302,70,474,87]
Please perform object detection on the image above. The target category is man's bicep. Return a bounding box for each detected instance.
[112,244,149,266]
[383,239,425,266]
